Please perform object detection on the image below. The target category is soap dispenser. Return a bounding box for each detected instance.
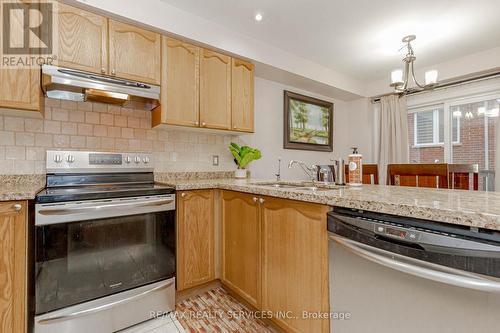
[348,147,363,186]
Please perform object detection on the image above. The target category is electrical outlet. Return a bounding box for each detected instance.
[212,155,219,166]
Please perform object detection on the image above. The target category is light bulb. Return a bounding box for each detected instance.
[425,70,438,85]
[390,69,403,85]
[254,13,263,21]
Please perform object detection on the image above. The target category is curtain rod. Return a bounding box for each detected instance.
[371,68,500,104]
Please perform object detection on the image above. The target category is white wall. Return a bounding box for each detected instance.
[242,77,373,179]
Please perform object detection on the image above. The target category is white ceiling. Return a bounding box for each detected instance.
[159,0,500,83]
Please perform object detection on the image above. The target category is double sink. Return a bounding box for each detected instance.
[250,181,341,192]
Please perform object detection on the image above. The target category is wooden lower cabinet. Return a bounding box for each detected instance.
[0,201,27,333]
[220,191,330,332]
[221,191,261,308]
[176,190,215,291]
[261,197,330,333]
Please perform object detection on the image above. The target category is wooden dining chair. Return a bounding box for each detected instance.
[386,164,449,189]
[344,164,379,185]
[448,164,479,191]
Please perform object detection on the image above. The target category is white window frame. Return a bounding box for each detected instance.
[412,108,460,148]
[408,91,500,163]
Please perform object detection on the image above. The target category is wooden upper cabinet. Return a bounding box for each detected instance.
[231,58,254,132]
[55,3,108,74]
[108,20,161,84]
[261,197,330,333]
[176,190,215,291]
[200,49,231,130]
[221,191,261,308]
[0,68,41,111]
[160,37,200,127]
[0,201,27,333]
[0,1,42,112]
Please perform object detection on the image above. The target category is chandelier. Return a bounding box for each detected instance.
[390,35,438,93]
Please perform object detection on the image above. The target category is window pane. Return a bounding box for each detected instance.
[439,109,444,143]
[416,111,434,144]
[408,110,444,163]
[451,99,498,191]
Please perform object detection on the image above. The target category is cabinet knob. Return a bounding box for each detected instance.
[201,122,206,127]
[181,193,186,198]
[252,197,258,203]
[111,69,116,75]
[194,121,199,126]
[259,198,265,204]
[233,126,237,129]
[101,68,106,74]
[13,204,22,211]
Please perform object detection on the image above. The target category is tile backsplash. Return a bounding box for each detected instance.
[0,99,240,174]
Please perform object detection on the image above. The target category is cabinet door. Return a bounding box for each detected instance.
[0,68,41,111]
[231,58,254,132]
[0,201,26,333]
[177,190,215,291]
[160,37,200,127]
[261,197,329,333]
[200,49,231,130]
[55,3,108,74]
[108,20,161,84]
[0,1,41,112]
[221,191,261,308]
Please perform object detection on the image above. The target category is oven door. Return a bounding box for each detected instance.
[34,194,175,315]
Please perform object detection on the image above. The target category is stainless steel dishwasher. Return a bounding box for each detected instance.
[328,207,500,333]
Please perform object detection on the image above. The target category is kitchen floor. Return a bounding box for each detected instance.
[121,287,274,333]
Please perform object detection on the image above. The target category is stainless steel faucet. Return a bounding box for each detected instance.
[288,160,318,182]
[275,158,282,181]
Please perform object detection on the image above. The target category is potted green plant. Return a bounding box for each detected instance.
[229,142,262,178]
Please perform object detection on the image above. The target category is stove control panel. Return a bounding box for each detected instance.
[46,150,153,173]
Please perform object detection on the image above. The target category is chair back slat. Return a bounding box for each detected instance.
[387,164,449,189]
[448,164,479,191]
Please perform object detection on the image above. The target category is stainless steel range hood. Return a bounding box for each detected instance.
[41,65,160,110]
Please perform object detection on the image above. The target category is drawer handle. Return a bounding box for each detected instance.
[13,204,22,211]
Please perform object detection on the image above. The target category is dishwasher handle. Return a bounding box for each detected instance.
[330,233,500,293]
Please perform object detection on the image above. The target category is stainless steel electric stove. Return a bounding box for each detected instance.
[33,151,176,333]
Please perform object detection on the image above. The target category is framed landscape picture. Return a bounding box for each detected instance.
[283,90,333,152]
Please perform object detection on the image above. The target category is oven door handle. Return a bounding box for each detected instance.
[330,233,500,293]
[38,198,174,216]
[37,279,174,324]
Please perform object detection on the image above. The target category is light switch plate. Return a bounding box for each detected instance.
[212,155,219,166]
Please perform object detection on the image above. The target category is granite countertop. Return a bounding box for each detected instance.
[157,177,500,232]
[0,175,46,201]
[5,171,500,232]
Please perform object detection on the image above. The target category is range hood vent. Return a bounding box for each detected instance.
[42,65,160,110]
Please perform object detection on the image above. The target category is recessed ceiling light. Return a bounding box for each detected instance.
[254,13,263,21]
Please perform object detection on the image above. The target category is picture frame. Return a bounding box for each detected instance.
[283,90,334,152]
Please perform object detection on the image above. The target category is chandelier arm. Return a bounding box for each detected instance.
[410,61,426,89]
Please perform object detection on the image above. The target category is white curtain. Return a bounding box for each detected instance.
[496,116,500,191]
[376,94,409,185]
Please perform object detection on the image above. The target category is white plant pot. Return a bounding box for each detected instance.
[235,169,247,179]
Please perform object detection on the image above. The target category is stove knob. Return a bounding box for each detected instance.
[125,156,131,164]
[143,157,150,164]
[134,156,141,164]
[66,155,75,163]
[53,154,62,163]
